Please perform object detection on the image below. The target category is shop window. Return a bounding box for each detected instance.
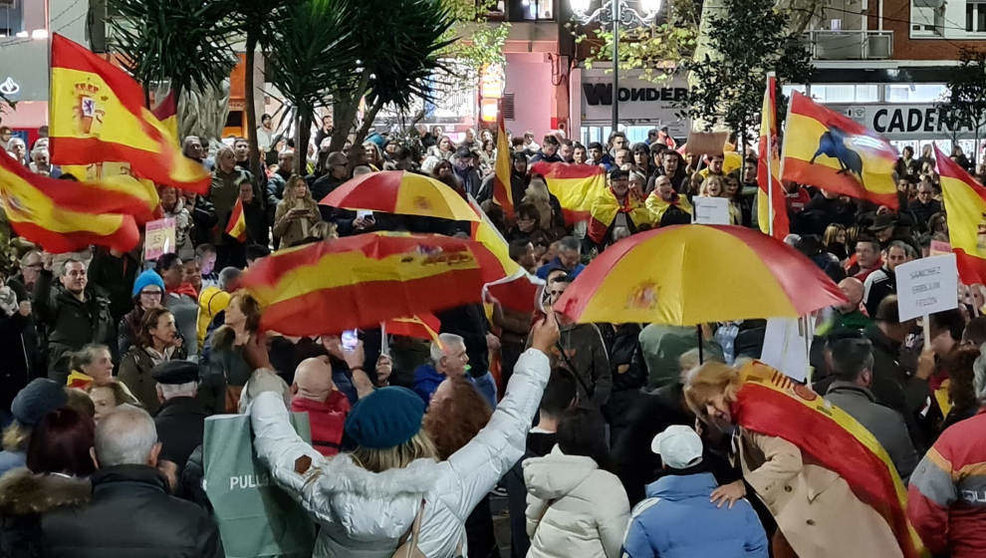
[508,0,555,21]
[886,83,947,103]
[810,84,879,103]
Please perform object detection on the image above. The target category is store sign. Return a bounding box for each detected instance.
[580,71,690,135]
[828,103,985,140]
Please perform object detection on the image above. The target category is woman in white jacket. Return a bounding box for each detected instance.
[524,408,630,558]
[249,313,560,558]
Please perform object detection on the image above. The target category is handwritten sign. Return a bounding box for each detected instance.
[693,196,731,225]
[894,254,959,322]
[144,218,176,262]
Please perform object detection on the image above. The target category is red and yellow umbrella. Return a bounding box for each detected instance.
[240,232,506,336]
[319,170,479,222]
[556,225,846,326]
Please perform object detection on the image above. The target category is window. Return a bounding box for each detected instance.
[911,2,944,36]
[886,83,947,103]
[509,0,555,21]
[967,1,986,31]
[810,84,879,103]
[0,0,23,37]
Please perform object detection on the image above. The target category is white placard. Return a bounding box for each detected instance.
[692,196,731,225]
[760,316,813,382]
[894,254,959,322]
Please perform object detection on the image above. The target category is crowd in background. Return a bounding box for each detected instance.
[0,116,984,558]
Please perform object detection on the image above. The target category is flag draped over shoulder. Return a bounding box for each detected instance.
[48,34,210,194]
[935,144,986,285]
[0,151,140,253]
[733,361,926,558]
[225,197,248,242]
[757,73,789,239]
[492,115,513,219]
[529,162,607,225]
[780,91,898,209]
[587,190,653,245]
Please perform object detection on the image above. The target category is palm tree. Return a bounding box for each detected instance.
[264,0,357,174]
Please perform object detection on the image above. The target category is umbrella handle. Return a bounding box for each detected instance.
[697,324,704,364]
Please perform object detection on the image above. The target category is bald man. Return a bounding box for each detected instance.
[832,277,872,331]
[290,358,351,456]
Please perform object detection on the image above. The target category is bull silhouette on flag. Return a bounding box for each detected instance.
[809,126,863,181]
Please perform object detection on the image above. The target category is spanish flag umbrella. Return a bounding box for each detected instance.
[555,224,846,326]
[320,170,480,222]
[240,232,506,336]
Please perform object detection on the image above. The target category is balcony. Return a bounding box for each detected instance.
[803,30,894,60]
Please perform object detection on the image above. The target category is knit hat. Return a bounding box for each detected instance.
[132,269,165,298]
[651,425,703,470]
[11,378,67,426]
[344,387,424,449]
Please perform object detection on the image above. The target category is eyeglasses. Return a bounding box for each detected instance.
[140,290,162,297]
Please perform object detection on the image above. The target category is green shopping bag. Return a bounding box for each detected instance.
[203,412,316,558]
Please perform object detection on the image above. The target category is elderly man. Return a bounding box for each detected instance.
[33,258,114,382]
[153,361,208,473]
[182,135,213,170]
[823,338,918,481]
[42,405,224,556]
[412,333,495,408]
[863,240,916,317]
[29,146,59,177]
[907,354,986,558]
[291,357,354,457]
[536,236,585,280]
[646,174,693,226]
[823,277,870,333]
[7,136,27,165]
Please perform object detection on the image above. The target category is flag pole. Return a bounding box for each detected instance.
[765,72,776,238]
[776,87,796,237]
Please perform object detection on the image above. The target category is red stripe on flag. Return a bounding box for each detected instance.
[955,249,986,286]
[9,218,139,255]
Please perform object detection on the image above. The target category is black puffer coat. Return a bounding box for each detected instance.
[0,468,90,558]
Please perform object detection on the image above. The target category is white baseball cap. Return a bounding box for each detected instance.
[651,425,704,470]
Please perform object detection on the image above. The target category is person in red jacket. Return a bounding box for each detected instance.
[907,362,986,558]
[290,357,351,456]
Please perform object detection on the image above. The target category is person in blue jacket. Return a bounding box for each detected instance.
[622,425,768,557]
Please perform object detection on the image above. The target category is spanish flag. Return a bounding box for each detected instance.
[385,314,441,343]
[225,197,248,242]
[469,196,521,278]
[151,89,179,140]
[780,91,898,209]
[734,361,926,558]
[528,162,608,225]
[468,196,541,313]
[492,115,513,219]
[240,232,506,336]
[0,151,139,253]
[935,144,986,285]
[587,189,653,245]
[757,73,789,239]
[48,34,210,194]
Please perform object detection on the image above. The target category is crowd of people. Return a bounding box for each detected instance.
[0,117,985,558]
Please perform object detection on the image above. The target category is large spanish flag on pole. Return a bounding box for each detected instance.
[780,91,899,209]
[734,361,926,558]
[492,114,514,219]
[935,144,986,285]
[240,232,507,336]
[0,151,139,253]
[528,161,608,225]
[757,72,789,239]
[48,34,210,194]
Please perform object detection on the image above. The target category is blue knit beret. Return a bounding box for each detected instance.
[12,378,67,426]
[344,387,425,449]
[132,269,166,297]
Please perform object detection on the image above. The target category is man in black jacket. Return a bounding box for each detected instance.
[33,258,114,383]
[153,361,208,474]
[42,405,223,557]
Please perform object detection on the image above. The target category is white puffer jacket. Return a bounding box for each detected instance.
[523,447,630,558]
[250,348,550,558]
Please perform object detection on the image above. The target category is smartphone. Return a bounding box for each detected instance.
[357,210,374,221]
[341,329,359,352]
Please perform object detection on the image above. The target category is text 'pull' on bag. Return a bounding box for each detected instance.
[203,412,315,558]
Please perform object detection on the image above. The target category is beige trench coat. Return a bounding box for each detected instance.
[738,428,902,558]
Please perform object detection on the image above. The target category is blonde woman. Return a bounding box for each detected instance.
[684,361,904,558]
[699,176,740,224]
[273,175,323,248]
[247,314,560,557]
[822,224,848,261]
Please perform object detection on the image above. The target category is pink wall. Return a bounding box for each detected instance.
[504,53,553,141]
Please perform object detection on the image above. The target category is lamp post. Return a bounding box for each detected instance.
[570,0,663,134]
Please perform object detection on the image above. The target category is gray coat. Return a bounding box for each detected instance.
[823,381,919,482]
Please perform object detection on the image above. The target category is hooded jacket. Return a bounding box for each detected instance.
[621,473,767,558]
[250,348,551,557]
[0,469,90,558]
[523,446,630,558]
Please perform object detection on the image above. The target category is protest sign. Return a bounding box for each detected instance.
[894,254,959,323]
[760,316,814,382]
[693,196,731,225]
[144,218,176,261]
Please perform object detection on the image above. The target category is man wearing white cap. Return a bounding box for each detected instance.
[621,425,768,557]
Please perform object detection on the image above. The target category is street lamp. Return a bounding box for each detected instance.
[571,0,663,133]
